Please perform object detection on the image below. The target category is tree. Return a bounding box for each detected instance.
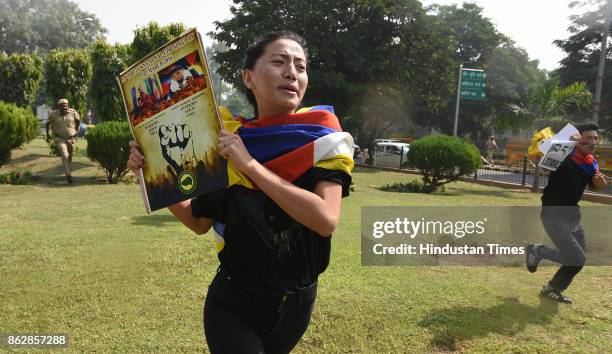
[89,40,130,121]
[428,3,506,67]
[424,3,549,141]
[0,0,106,54]
[0,52,43,107]
[469,43,546,144]
[44,48,92,114]
[206,42,254,117]
[129,22,186,64]
[554,0,612,136]
[210,0,457,146]
[502,80,593,132]
[0,101,38,167]
[347,84,410,164]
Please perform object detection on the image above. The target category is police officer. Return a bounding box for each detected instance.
[46,98,80,184]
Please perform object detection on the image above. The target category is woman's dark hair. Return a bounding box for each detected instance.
[242,31,308,116]
[576,122,598,133]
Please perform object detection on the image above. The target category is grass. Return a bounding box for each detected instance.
[1,138,611,353]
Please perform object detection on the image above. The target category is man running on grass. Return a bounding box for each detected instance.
[526,122,607,304]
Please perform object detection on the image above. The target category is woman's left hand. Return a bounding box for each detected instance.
[218,130,256,174]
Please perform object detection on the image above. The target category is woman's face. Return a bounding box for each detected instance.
[243,38,308,116]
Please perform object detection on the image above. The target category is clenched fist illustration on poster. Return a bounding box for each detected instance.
[158,123,195,177]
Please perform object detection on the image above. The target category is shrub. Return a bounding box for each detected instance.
[408,135,482,193]
[0,101,38,167]
[86,121,132,184]
[379,180,425,193]
[48,140,80,157]
[0,52,43,107]
[44,48,92,114]
[0,170,34,184]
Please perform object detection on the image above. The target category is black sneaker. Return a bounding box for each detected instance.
[526,243,543,273]
[539,287,572,304]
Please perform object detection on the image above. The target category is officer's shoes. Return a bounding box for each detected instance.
[67,175,74,184]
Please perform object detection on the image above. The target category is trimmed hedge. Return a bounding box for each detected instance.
[408,135,482,193]
[0,101,38,167]
[86,121,132,184]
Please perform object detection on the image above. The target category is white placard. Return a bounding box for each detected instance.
[538,140,577,171]
[539,123,578,154]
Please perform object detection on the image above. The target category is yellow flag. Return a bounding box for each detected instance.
[528,127,554,157]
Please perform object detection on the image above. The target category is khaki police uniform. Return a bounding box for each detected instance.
[48,108,79,176]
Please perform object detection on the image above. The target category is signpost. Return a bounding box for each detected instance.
[453,66,486,136]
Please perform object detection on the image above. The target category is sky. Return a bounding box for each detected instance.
[73,0,581,71]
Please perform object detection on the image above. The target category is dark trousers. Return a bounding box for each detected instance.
[204,270,317,354]
[540,213,586,291]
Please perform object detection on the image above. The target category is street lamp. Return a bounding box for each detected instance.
[75,16,95,49]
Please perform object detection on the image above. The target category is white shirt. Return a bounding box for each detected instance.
[169,69,193,93]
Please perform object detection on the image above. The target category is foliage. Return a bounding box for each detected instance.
[210,0,457,132]
[0,52,43,107]
[206,42,254,117]
[89,40,130,121]
[0,170,34,184]
[0,0,106,54]
[408,135,482,193]
[0,101,38,167]
[426,4,547,140]
[554,0,612,136]
[427,3,506,66]
[44,48,92,114]
[379,180,425,193]
[348,84,410,164]
[130,22,186,64]
[501,80,593,131]
[85,121,132,184]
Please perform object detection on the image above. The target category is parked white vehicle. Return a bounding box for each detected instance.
[374,138,402,144]
[374,142,410,160]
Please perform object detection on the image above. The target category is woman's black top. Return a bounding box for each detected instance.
[191,167,351,295]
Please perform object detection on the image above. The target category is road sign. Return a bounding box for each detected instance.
[460,89,486,100]
[454,66,487,135]
[461,70,486,80]
[461,80,485,89]
[460,69,486,100]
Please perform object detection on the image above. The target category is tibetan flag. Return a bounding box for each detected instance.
[570,148,599,177]
[212,105,354,252]
[219,105,354,189]
[528,127,554,158]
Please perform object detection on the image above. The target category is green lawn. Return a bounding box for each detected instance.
[1,138,610,353]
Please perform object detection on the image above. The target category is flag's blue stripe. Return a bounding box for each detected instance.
[239,124,336,163]
[577,161,598,177]
[307,105,335,114]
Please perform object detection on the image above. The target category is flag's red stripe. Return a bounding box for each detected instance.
[264,142,314,182]
[243,110,341,131]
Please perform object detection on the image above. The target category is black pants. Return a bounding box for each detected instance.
[204,270,317,354]
[540,213,586,291]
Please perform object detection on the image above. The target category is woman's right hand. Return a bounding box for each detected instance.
[127,140,146,176]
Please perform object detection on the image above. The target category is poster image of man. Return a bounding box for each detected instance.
[157,50,205,99]
[170,67,193,93]
[125,50,207,127]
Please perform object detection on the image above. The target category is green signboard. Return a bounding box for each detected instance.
[460,69,486,100]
